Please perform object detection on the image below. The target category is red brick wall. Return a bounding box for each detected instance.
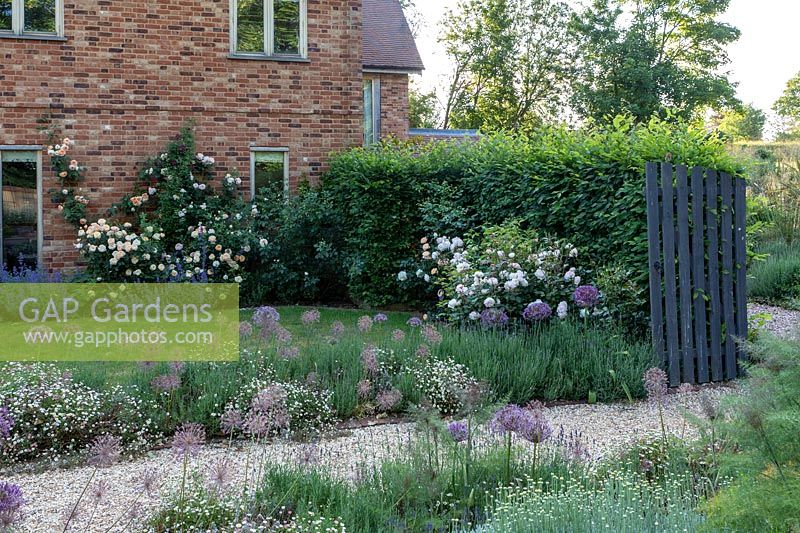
[377,73,410,139]
[0,0,364,269]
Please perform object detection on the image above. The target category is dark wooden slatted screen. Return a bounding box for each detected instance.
[645,163,747,385]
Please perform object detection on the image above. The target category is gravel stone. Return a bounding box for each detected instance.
[6,385,735,532]
[748,303,800,340]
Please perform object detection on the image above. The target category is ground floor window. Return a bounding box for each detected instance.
[250,148,289,199]
[363,78,381,145]
[0,148,41,270]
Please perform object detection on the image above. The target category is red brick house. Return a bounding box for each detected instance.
[0,0,423,270]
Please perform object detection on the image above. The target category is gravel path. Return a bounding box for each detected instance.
[6,386,734,533]
[748,303,800,340]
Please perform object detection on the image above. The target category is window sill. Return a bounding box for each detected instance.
[228,53,310,63]
[0,32,66,41]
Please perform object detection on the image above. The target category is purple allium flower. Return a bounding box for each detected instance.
[169,361,185,374]
[373,313,388,323]
[274,326,293,344]
[0,407,14,439]
[416,343,430,359]
[357,315,373,333]
[573,285,600,308]
[522,402,553,444]
[447,421,468,443]
[151,373,181,393]
[376,388,403,411]
[278,345,300,359]
[523,301,552,321]
[357,379,372,399]
[253,306,280,327]
[421,325,443,345]
[220,408,243,435]
[330,320,345,337]
[407,317,423,327]
[87,434,121,467]
[391,329,406,342]
[171,422,205,457]
[239,321,253,337]
[244,412,271,437]
[0,482,25,528]
[643,367,668,403]
[252,385,288,414]
[141,469,160,496]
[207,458,232,494]
[90,479,110,505]
[301,309,321,325]
[361,344,379,374]
[490,404,530,435]
[480,308,509,327]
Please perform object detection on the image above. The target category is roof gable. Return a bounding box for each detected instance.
[362,0,424,73]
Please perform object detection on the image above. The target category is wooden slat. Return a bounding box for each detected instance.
[660,163,680,386]
[734,176,748,364]
[706,170,723,382]
[720,172,736,379]
[691,167,709,383]
[676,166,695,383]
[645,163,664,360]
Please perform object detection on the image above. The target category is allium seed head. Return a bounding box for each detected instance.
[171,422,205,457]
[643,367,668,403]
[87,434,121,467]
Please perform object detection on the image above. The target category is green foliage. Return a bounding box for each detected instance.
[408,84,440,129]
[439,321,656,403]
[715,104,767,141]
[440,0,575,130]
[748,241,800,305]
[700,335,800,532]
[570,0,740,123]
[773,71,800,139]
[245,184,348,306]
[323,116,742,308]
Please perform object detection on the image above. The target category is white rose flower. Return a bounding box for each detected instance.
[557,301,568,319]
[397,271,408,282]
[469,311,480,320]
[574,276,581,285]
[447,298,460,309]
[535,269,546,280]
[484,297,496,308]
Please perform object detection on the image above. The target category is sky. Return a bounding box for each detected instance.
[411,0,800,123]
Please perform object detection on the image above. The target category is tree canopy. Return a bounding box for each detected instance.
[569,0,741,123]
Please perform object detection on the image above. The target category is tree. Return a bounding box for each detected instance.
[773,71,800,139]
[714,104,766,141]
[409,84,440,129]
[440,0,575,131]
[570,0,740,123]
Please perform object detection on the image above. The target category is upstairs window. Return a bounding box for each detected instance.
[0,0,63,38]
[231,0,306,58]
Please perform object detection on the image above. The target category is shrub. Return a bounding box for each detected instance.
[748,240,800,305]
[0,364,159,464]
[700,335,800,531]
[399,222,595,326]
[405,357,478,415]
[223,375,336,440]
[323,116,742,308]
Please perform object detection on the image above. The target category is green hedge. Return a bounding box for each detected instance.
[322,116,743,307]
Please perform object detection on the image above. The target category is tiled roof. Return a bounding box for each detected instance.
[363,0,424,73]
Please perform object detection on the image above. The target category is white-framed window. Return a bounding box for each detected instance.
[250,148,289,199]
[0,0,64,38]
[0,147,43,270]
[363,78,381,145]
[230,0,307,58]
